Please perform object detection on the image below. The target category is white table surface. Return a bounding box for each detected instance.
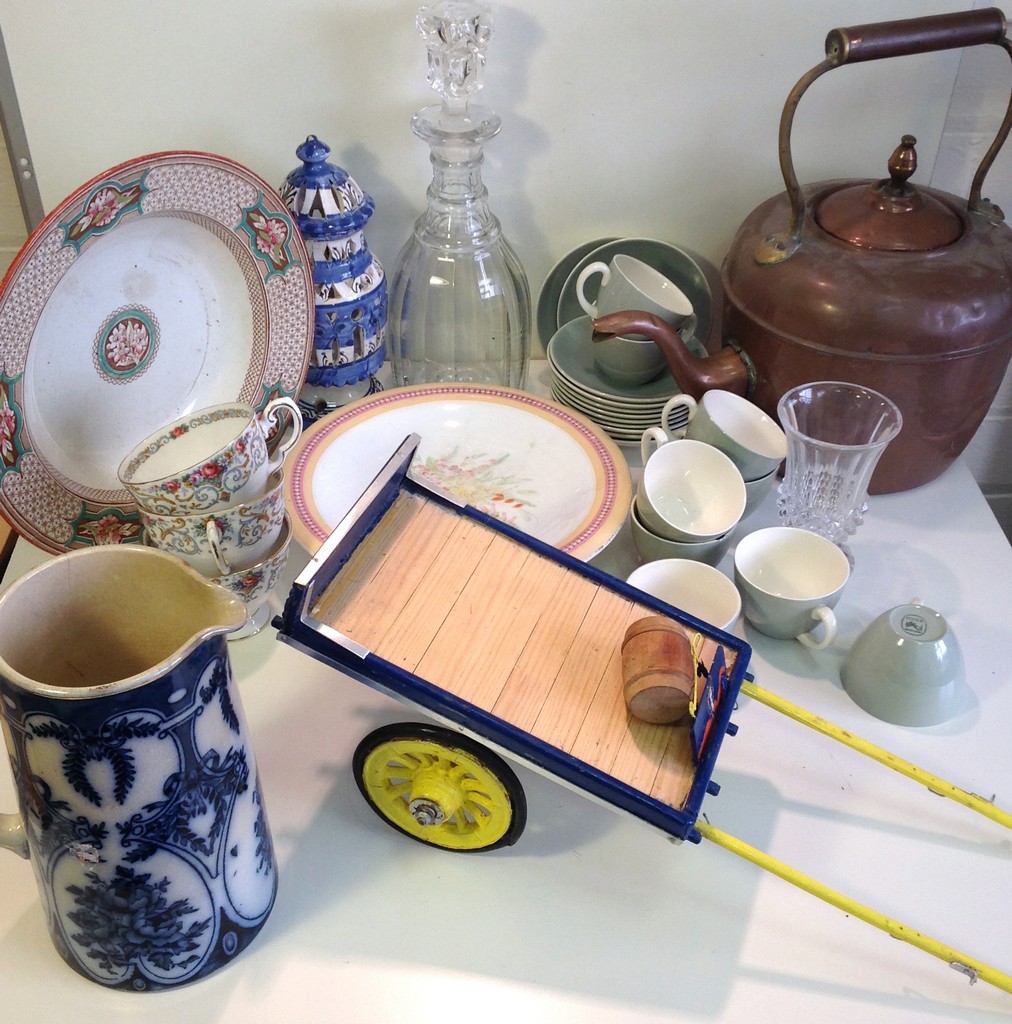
[2,366,1011,1021]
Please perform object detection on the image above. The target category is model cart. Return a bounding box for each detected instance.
[276,435,1012,994]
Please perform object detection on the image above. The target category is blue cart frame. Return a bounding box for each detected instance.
[275,433,749,845]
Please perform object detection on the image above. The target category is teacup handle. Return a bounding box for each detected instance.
[205,519,233,576]
[576,261,611,319]
[1,811,28,858]
[640,426,670,465]
[260,396,303,468]
[660,394,697,437]
[797,606,837,650]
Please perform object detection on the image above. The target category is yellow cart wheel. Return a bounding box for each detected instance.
[352,723,527,852]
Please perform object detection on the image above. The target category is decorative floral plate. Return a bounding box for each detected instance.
[0,151,314,553]
[285,384,632,560]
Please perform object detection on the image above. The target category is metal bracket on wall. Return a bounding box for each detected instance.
[0,25,44,232]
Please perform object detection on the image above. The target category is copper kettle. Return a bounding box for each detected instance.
[594,8,1012,493]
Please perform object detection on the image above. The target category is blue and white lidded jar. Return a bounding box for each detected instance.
[280,135,387,419]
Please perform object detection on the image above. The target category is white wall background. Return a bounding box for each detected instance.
[2,0,1010,535]
[932,7,1012,538]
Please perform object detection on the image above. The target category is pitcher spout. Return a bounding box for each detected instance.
[0,545,248,696]
[592,310,754,400]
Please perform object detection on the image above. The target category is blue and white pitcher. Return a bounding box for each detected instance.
[0,545,277,991]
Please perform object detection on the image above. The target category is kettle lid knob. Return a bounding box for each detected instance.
[884,134,918,193]
[815,135,963,251]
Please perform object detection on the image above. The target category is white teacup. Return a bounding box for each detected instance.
[639,423,774,524]
[141,468,286,576]
[119,397,301,515]
[629,498,734,566]
[627,558,741,631]
[637,438,746,543]
[577,253,693,334]
[659,390,786,482]
[733,526,850,649]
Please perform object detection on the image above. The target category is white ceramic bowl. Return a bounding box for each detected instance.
[627,558,741,631]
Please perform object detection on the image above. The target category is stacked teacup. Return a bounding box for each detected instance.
[577,253,695,388]
[118,398,302,639]
[631,390,787,566]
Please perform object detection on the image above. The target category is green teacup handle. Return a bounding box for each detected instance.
[576,261,611,319]
[640,426,670,465]
[797,605,837,650]
[640,394,702,463]
[660,393,698,436]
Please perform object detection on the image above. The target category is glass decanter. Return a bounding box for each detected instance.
[388,1,531,388]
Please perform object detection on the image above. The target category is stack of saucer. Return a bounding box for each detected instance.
[548,316,691,445]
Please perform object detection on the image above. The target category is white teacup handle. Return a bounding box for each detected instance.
[640,426,670,465]
[205,519,233,576]
[576,261,611,319]
[660,394,697,437]
[797,605,837,650]
[261,396,303,468]
[0,811,28,858]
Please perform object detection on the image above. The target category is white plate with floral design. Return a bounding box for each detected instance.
[0,151,314,553]
[286,384,632,560]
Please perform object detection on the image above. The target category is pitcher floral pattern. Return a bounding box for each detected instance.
[3,641,277,990]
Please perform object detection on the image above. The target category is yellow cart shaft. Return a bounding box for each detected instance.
[696,819,1012,994]
[740,679,1012,830]
[707,678,1012,993]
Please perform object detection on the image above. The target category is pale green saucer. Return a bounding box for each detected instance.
[536,237,616,349]
[547,317,682,403]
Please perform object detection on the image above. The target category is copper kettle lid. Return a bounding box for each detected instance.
[815,135,963,250]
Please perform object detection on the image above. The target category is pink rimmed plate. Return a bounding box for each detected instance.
[285,383,632,560]
[0,150,314,553]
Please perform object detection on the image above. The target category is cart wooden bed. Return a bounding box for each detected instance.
[277,434,746,848]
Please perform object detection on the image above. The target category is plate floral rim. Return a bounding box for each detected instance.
[285,383,632,561]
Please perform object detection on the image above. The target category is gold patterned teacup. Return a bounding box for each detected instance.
[118,398,300,515]
[140,468,286,576]
[210,515,293,639]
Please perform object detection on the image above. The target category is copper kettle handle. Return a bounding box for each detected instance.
[758,7,1012,265]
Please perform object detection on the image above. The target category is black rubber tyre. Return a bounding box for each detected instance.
[352,722,527,852]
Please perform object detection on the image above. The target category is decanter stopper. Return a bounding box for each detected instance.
[388,2,531,389]
[418,1,493,117]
